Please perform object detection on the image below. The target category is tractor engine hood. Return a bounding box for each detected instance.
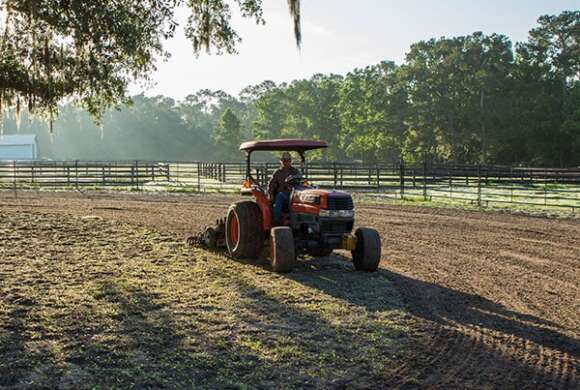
[291,189,355,217]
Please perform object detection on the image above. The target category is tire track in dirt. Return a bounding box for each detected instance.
[1,191,579,388]
[355,200,579,388]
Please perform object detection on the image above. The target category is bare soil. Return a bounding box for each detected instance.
[1,190,579,389]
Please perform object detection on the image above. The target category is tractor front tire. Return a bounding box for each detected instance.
[352,227,381,272]
[270,227,296,273]
[225,201,263,260]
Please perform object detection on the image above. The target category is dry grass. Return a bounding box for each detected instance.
[0,210,406,389]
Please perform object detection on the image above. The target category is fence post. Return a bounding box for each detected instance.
[544,172,548,207]
[423,160,428,201]
[197,162,201,192]
[399,158,405,200]
[135,160,139,191]
[333,162,337,188]
[75,160,79,189]
[477,164,482,207]
[448,168,452,199]
[376,165,380,192]
[174,162,179,183]
[12,160,17,196]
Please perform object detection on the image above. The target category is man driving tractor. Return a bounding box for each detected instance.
[192,138,381,274]
[268,151,300,225]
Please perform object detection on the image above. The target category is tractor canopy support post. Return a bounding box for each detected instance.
[299,152,306,174]
[245,151,252,180]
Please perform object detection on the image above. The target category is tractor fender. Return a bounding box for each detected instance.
[252,189,273,231]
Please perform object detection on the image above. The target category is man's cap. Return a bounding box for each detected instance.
[281,152,292,160]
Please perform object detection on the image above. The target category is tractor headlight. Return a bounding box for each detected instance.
[319,209,355,218]
[302,194,321,205]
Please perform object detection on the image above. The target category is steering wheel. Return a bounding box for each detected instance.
[285,174,307,186]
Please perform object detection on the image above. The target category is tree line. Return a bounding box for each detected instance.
[247,11,580,167]
[2,10,578,167]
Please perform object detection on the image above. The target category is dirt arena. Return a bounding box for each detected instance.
[1,191,578,389]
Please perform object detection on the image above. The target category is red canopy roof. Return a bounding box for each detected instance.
[239,139,328,152]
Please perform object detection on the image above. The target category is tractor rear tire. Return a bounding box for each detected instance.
[352,227,381,272]
[270,227,296,273]
[225,201,263,260]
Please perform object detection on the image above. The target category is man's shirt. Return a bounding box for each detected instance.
[268,166,300,198]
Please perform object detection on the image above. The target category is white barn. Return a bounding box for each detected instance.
[0,134,38,160]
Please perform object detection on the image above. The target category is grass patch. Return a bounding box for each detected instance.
[0,210,406,389]
[353,193,579,219]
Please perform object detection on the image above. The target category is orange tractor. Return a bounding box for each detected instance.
[201,139,381,273]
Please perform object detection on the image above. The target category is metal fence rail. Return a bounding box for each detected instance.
[1,160,579,211]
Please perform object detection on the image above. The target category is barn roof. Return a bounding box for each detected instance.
[0,134,37,145]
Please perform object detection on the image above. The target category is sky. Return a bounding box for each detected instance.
[134,0,580,99]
